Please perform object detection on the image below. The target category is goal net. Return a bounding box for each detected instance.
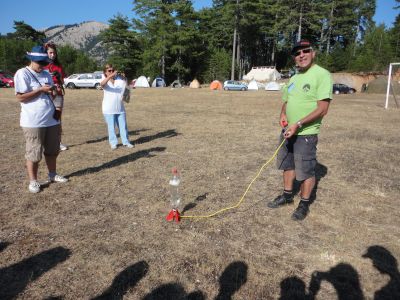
[385,63,400,109]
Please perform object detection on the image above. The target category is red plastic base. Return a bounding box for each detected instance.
[166,209,180,223]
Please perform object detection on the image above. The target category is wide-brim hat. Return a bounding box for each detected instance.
[26,45,51,62]
[291,39,312,54]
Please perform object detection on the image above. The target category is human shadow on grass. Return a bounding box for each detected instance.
[181,193,209,214]
[362,245,400,299]
[215,261,248,300]
[279,263,363,300]
[67,128,149,148]
[133,129,180,145]
[66,147,166,178]
[0,247,71,299]
[92,261,149,300]
[142,283,204,300]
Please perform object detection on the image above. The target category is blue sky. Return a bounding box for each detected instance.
[0,0,398,35]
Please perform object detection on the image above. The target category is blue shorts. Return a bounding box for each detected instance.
[276,133,318,181]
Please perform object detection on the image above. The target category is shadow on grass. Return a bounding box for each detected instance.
[181,193,209,214]
[362,245,400,299]
[133,129,181,145]
[92,261,149,300]
[68,128,149,148]
[142,284,204,300]
[0,241,10,253]
[278,245,400,300]
[66,147,166,178]
[0,247,71,299]
[215,261,248,300]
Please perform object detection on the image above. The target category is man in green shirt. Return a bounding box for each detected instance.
[267,40,332,221]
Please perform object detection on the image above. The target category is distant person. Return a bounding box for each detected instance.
[43,42,68,151]
[100,64,133,149]
[14,45,68,193]
[267,40,332,221]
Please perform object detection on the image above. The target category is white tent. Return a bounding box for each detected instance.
[134,76,150,88]
[152,77,166,87]
[243,66,281,82]
[265,81,281,91]
[248,80,259,91]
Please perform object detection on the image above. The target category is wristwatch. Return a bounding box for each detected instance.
[296,121,303,128]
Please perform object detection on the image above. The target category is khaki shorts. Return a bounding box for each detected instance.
[22,125,60,162]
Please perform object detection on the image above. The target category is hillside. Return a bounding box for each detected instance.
[43,21,109,64]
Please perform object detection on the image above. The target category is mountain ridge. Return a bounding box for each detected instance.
[43,21,109,64]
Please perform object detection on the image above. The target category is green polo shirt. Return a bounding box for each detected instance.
[282,64,332,135]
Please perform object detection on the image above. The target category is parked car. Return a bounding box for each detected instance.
[0,73,14,88]
[64,73,102,89]
[333,83,356,95]
[223,80,248,91]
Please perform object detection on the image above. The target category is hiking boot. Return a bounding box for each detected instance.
[49,174,68,183]
[291,201,310,221]
[267,194,294,208]
[28,181,41,193]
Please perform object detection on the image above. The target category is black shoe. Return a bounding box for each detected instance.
[291,201,310,221]
[267,194,294,208]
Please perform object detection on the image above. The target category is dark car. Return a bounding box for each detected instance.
[333,83,356,95]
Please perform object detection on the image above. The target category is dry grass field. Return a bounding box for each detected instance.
[0,87,399,299]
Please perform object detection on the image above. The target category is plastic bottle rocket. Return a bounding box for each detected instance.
[166,167,181,223]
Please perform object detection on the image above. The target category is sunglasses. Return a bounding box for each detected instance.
[294,48,313,57]
[106,69,114,72]
[38,60,49,66]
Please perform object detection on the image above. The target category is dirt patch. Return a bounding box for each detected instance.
[0,88,399,299]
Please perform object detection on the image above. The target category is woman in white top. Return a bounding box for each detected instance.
[14,45,68,193]
[100,64,133,150]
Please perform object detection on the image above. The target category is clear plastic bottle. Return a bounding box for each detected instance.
[169,167,181,209]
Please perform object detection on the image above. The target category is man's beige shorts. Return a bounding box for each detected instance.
[22,125,60,162]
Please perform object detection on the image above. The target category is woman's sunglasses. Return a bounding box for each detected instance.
[106,69,114,72]
[294,48,313,57]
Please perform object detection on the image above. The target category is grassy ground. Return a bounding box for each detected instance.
[0,87,399,299]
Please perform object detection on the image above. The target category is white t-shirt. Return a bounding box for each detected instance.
[14,67,59,128]
[102,75,126,114]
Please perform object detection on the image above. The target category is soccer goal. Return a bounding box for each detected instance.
[385,63,400,109]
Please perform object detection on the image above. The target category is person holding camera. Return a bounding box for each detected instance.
[100,63,133,150]
[14,45,68,193]
[44,42,68,151]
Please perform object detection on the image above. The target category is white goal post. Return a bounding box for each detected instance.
[385,62,400,109]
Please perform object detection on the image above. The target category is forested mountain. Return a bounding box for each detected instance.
[1,0,400,83]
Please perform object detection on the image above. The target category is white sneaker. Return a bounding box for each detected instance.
[29,181,41,193]
[49,174,68,183]
[60,143,68,151]
[124,143,134,148]
[111,145,117,150]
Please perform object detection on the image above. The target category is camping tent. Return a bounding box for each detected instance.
[265,81,281,91]
[134,76,150,88]
[170,80,182,88]
[190,79,200,88]
[210,80,223,90]
[152,77,166,87]
[243,66,281,82]
[248,80,259,91]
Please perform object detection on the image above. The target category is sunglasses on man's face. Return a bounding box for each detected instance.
[107,69,114,73]
[294,48,313,57]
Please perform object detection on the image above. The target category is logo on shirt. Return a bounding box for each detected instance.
[302,84,310,92]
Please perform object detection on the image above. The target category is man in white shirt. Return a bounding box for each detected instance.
[14,45,68,193]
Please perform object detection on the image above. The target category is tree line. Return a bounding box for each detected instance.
[1,0,400,84]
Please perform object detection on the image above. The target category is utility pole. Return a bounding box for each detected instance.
[231,0,239,80]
